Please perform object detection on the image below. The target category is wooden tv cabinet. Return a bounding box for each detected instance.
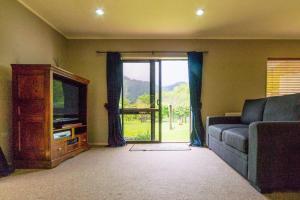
[12,64,90,169]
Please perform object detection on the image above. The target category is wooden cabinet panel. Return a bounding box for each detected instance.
[20,122,45,150]
[67,143,80,152]
[18,100,45,115]
[17,75,45,99]
[13,119,47,161]
[12,64,89,168]
[78,134,87,144]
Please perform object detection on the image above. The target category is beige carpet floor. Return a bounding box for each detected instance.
[130,143,191,151]
[0,145,299,200]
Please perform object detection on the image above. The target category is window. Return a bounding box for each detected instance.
[267,59,300,97]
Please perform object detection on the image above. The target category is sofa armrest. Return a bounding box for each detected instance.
[206,116,241,146]
[248,121,300,192]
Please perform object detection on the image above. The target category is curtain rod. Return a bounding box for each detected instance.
[96,50,208,54]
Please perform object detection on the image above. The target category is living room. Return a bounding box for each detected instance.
[0,0,300,199]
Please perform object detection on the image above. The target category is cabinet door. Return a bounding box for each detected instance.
[13,69,51,161]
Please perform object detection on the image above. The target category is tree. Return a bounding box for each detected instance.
[161,105,169,119]
[121,97,130,107]
[161,83,190,123]
[136,94,150,108]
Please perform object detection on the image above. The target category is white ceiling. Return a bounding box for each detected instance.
[18,0,300,39]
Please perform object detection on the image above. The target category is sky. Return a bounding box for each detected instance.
[123,60,188,86]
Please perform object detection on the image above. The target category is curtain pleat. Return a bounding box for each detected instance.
[106,52,126,147]
[188,52,205,146]
[0,147,10,176]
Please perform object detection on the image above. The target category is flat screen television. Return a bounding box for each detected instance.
[53,78,80,126]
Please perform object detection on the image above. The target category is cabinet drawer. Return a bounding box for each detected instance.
[52,144,65,159]
[67,143,79,152]
[79,134,87,145]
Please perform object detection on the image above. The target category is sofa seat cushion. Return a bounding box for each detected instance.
[223,128,249,153]
[208,124,248,141]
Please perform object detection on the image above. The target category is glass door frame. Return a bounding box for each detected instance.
[121,60,162,143]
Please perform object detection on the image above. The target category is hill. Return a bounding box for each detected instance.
[162,82,186,91]
[123,76,189,104]
[123,76,149,103]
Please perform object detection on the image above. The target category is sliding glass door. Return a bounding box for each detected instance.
[161,60,190,142]
[121,61,161,142]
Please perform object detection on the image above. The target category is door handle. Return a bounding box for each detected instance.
[156,99,160,106]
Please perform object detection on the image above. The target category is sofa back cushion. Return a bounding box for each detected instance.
[263,93,300,121]
[241,98,267,124]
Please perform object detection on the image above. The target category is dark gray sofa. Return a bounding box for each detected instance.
[206,93,300,193]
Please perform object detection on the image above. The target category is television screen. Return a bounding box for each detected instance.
[53,79,79,117]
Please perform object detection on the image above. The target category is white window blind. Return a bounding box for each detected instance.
[267,59,300,97]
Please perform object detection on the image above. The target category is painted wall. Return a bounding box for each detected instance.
[65,39,300,145]
[0,0,67,163]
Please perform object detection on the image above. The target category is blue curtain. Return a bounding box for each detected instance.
[0,147,10,176]
[188,52,205,146]
[106,52,126,147]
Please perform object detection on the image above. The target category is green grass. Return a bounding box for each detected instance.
[162,121,190,142]
[123,119,189,142]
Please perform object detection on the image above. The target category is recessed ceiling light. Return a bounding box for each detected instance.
[196,9,204,16]
[96,8,104,16]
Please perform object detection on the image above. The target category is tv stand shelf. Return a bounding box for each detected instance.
[53,124,87,132]
[12,64,90,169]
